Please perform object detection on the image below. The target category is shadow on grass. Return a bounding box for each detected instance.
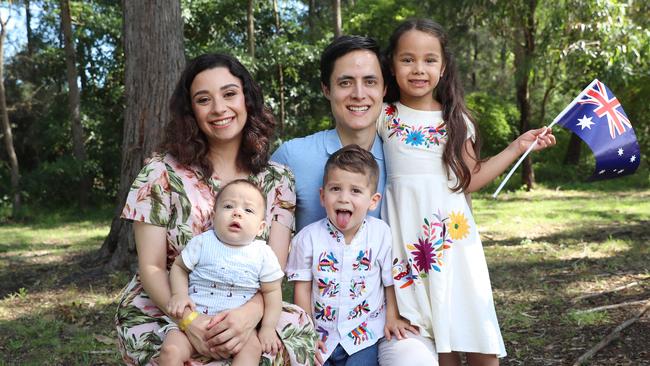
[0,248,124,299]
[483,219,650,247]
[0,301,121,365]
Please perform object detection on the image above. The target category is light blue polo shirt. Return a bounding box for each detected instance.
[271,129,386,232]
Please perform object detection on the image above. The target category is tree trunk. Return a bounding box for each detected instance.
[99,0,185,272]
[0,16,21,217]
[25,0,33,57]
[333,0,342,37]
[247,0,254,58]
[564,133,582,165]
[308,0,316,34]
[273,0,285,132]
[61,0,90,208]
[513,0,537,190]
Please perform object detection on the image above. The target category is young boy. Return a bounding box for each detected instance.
[160,179,284,366]
[286,145,413,366]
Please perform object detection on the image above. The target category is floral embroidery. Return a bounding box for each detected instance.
[449,211,470,240]
[406,211,453,277]
[317,252,339,272]
[314,302,336,322]
[384,103,447,148]
[352,249,372,271]
[348,322,374,345]
[392,258,417,288]
[326,221,343,242]
[349,277,366,299]
[317,278,340,298]
[348,300,371,320]
[316,325,329,342]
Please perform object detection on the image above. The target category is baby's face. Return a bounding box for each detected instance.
[213,183,266,246]
[320,167,380,241]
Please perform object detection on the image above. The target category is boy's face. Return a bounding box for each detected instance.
[213,183,266,246]
[320,167,381,242]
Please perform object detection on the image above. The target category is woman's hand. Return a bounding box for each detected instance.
[204,297,263,358]
[184,313,223,359]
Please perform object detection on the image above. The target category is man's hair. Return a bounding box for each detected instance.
[323,145,379,193]
[320,35,388,88]
[215,179,267,215]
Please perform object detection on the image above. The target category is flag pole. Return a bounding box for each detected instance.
[492,79,599,198]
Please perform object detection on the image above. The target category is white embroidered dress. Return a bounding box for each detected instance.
[287,217,394,361]
[378,102,506,357]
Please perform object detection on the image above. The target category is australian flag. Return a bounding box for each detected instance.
[554,79,640,181]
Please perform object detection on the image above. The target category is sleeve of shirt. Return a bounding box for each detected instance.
[464,114,476,143]
[285,228,313,281]
[180,234,204,271]
[270,142,289,166]
[376,102,388,140]
[120,156,172,227]
[378,222,394,286]
[259,243,285,283]
[267,163,296,231]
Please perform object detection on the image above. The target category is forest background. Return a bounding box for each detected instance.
[0,0,649,364]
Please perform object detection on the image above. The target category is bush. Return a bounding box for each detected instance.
[21,156,99,208]
[466,92,517,158]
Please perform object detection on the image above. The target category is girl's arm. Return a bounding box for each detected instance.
[293,280,312,315]
[464,127,556,192]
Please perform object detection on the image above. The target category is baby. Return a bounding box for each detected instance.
[160,179,284,366]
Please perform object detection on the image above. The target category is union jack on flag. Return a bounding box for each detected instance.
[554,79,640,181]
[577,80,632,139]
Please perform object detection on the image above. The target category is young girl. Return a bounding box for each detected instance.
[377,19,555,366]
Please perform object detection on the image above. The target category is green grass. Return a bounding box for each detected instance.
[1,187,649,365]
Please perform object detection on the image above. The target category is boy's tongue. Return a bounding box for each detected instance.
[336,210,351,228]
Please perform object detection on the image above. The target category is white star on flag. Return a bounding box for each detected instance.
[576,115,595,130]
[630,155,636,163]
[617,148,624,156]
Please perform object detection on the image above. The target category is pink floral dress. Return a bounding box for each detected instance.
[116,153,316,366]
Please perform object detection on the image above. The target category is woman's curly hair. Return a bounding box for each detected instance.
[161,53,275,178]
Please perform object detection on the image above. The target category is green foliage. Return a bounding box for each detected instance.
[2,0,649,211]
[466,92,516,157]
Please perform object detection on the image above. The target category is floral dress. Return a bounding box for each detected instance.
[377,103,506,357]
[116,153,317,366]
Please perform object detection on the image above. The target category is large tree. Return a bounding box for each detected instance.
[60,0,90,207]
[99,0,185,271]
[1,11,20,217]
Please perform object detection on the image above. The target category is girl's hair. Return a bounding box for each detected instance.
[161,53,275,178]
[385,19,481,192]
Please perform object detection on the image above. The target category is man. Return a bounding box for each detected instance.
[271,35,387,232]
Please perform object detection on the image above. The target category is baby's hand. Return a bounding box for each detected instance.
[167,294,195,319]
[384,314,419,341]
[258,326,282,356]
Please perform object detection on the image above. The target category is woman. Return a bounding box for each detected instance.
[116,53,316,365]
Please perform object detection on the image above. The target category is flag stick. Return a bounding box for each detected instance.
[491,79,599,198]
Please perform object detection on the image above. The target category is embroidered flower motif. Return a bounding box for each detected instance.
[406,130,425,146]
[384,103,447,149]
[406,211,454,275]
[411,237,436,274]
[449,211,470,240]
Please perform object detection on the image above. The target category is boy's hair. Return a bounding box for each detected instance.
[384,18,482,192]
[323,145,379,193]
[215,179,267,215]
[320,35,389,88]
